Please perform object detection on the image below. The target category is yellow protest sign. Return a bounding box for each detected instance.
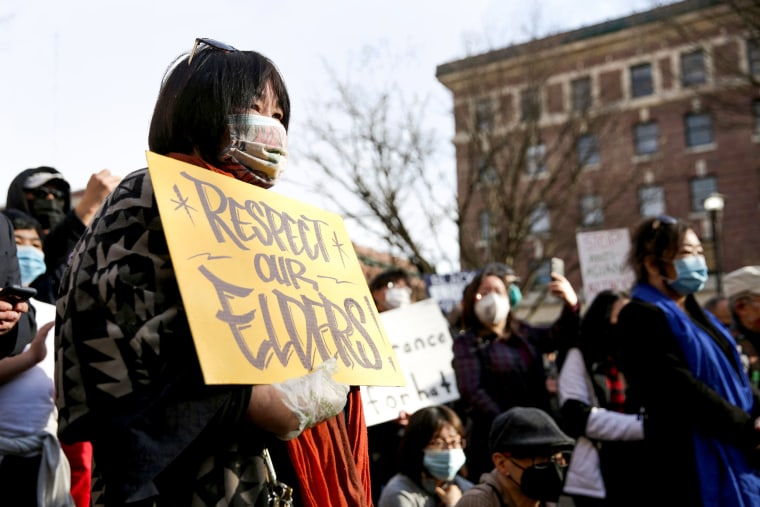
[146,151,404,387]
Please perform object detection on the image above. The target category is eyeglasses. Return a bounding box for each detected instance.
[428,437,465,450]
[738,294,760,307]
[29,186,65,200]
[188,37,238,65]
[505,450,572,467]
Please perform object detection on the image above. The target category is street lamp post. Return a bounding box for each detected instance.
[703,192,725,296]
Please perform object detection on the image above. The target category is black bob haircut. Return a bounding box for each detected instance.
[148,42,290,166]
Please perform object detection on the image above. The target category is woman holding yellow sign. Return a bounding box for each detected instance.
[55,38,371,507]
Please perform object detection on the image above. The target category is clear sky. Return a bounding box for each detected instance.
[0,0,661,213]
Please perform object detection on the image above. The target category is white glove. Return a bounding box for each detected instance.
[272,357,349,440]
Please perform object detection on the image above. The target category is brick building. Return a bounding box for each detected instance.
[436,0,760,302]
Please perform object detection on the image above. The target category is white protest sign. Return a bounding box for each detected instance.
[576,228,635,304]
[361,298,460,426]
[424,270,477,315]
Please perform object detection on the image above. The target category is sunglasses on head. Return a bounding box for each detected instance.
[188,38,237,65]
[651,214,678,230]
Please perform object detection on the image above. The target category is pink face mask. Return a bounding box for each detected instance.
[221,114,288,188]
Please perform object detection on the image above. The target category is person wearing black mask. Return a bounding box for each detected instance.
[6,166,120,303]
[457,406,575,507]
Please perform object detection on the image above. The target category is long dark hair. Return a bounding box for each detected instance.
[629,216,691,284]
[578,289,628,366]
[148,43,290,165]
[396,405,466,483]
[460,264,516,334]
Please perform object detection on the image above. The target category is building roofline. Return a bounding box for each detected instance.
[436,0,723,80]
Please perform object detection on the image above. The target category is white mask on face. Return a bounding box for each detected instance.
[475,292,510,325]
[221,114,288,188]
[384,287,411,309]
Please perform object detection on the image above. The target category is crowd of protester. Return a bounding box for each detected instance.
[2,37,760,507]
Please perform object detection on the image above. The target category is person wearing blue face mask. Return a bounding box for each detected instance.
[616,215,760,507]
[378,405,473,507]
[3,209,61,318]
[2,211,46,287]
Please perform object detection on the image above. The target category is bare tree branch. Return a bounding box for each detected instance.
[298,49,456,274]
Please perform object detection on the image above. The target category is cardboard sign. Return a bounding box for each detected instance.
[361,298,460,426]
[576,228,636,303]
[147,152,404,386]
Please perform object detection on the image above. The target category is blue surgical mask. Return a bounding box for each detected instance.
[16,245,46,286]
[423,448,466,481]
[508,284,522,307]
[666,255,708,295]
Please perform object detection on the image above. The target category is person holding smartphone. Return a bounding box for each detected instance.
[0,213,35,359]
[3,209,93,507]
[0,210,73,505]
[451,262,580,481]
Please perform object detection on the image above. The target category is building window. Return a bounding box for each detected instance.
[748,38,760,75]
[476,98,492,132]
[681,49,706,86]
[690,176,717,212]
[638,185,665,217]
[477,155,498,184]
[529,202,550,234]
[577,134,600,166]
[634,121,659,155]
[571,76,592,112]
[525,143,547,176]
[479,210,491,243]
[630,63,653,97]
[521,87,541,121]
[685,112,713,147]
[580,194,604,226]
[753,99,760,135]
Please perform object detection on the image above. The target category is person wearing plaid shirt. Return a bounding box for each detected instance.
[452,263,579,482]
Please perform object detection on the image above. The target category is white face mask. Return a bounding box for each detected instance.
[475,292,510,325]
[222,114,288,188]
[384,287,411,309]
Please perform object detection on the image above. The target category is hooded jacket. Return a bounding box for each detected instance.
[6,167,83,303]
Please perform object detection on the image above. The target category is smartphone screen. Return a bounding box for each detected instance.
[550,257,565,277]
[0,285,37,305]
